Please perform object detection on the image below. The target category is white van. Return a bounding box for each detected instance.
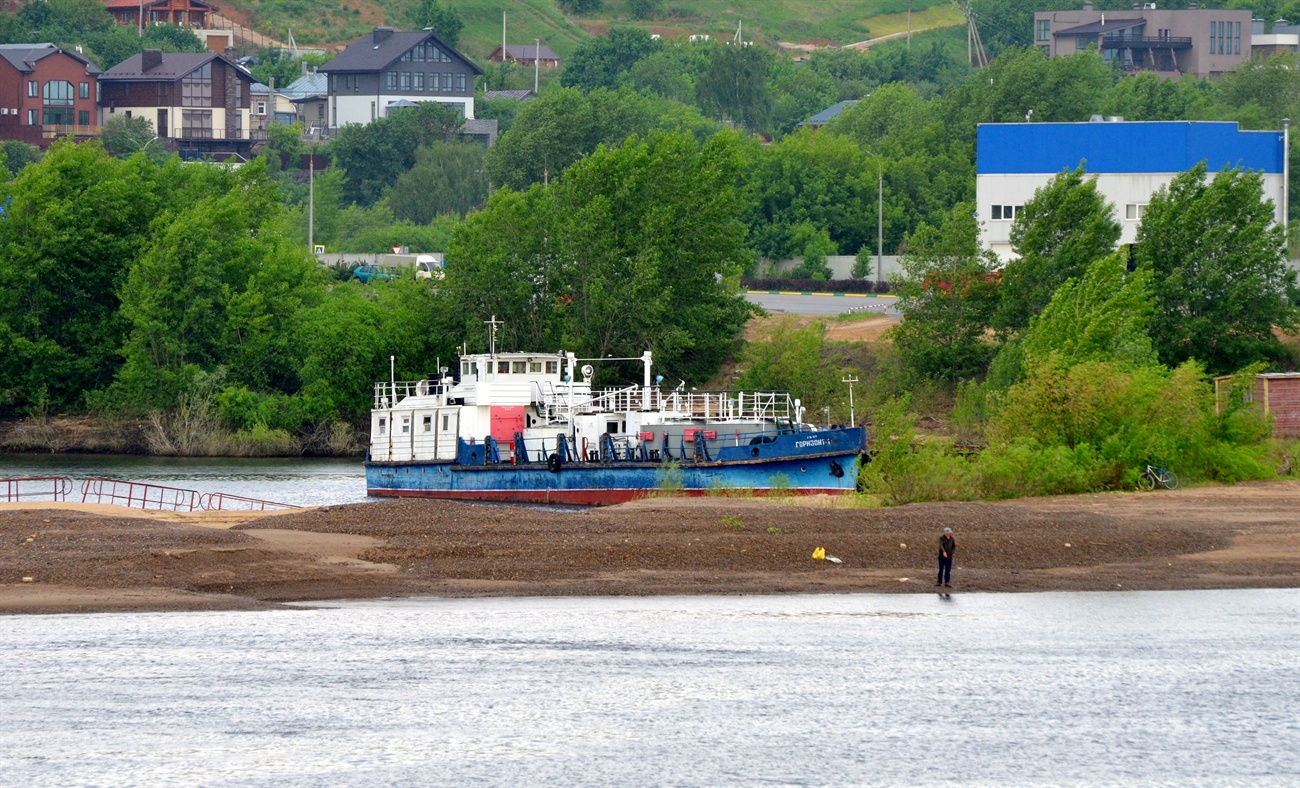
[414,254,445,281]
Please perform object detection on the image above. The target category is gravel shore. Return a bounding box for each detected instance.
[2,481,1297,614]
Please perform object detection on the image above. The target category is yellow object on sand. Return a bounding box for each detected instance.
[812,547,826,560]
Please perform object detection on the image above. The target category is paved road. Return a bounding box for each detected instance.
[746,292,898,316]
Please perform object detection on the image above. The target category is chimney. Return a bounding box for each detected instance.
[373,26,394,44]
[141,49,162,72]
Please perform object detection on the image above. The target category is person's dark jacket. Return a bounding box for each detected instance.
[939,534,955,559]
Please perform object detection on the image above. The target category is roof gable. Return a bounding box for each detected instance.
[320,29,483,76]
[0,43,101,76]
[100,52,250,82]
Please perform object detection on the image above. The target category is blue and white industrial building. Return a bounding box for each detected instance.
[976,120,1288,260]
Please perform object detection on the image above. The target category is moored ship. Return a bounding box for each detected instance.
[366,341,866,505]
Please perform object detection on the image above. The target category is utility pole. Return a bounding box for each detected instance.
[138,0,144,36]
[864,148,884,285]
[534,38,540,93]
[841,375,859,426]
[308,153,315,256]
[1284,118,1291,249]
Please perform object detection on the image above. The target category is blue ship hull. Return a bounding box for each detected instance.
[367,427,865,505]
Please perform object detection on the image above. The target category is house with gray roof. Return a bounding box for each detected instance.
[282,70,328,131]
[0,43,101,146]
[796,100,859,130]
[319,26,483,128]
[487,43,559,68]
[99,49,258,157]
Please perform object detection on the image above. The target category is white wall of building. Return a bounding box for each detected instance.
[977,171,1286,260]
[101,105,251,139]
[331,93,473,127]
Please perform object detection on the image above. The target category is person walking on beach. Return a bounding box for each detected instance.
[937,527,955,587]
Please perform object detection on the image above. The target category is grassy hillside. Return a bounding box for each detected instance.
[219,0,961,60]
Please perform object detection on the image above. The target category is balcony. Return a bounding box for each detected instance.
[173,128,270,142]
[1103,35,1194,49]
[41,124,99,138]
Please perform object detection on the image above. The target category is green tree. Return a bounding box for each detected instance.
[1101,72,1190,121]
[1135,163,1298,373]
[628,0,661,20]
[386,141,487,223]
[0,141,161,414]
[787,221,836,280]
[561,27,659,93]
[1017,251,1157,373]
[326,101,466,205]
[736,318,844,419]
[997,166,1121,335]
[696,43,773,132]
[0,140,40,175]
[891,203,1000,382]
[110,160,322,408]
[99,115,163,160]
[412,0,463,48]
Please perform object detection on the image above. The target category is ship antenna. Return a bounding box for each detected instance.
[485,315,503,356]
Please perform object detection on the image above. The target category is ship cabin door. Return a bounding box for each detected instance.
[435,408,459,460]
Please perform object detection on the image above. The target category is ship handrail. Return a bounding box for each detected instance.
[373,379,447,408]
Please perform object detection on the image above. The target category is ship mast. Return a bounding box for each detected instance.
[485,315,503,356]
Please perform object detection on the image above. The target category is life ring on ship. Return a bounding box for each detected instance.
[548,453,562,473]
[829,461,844,478]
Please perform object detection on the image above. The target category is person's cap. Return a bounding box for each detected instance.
[944,527,952,533]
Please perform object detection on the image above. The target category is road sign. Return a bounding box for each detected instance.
[313,245,325,254]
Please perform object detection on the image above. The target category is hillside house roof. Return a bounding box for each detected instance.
[100,51,243,81]
[484,89,536,101]
[282,71,328,99]
[496,43,558,61]
[797,99,859,128]
[319,28,482,76]
[0,43,100,76]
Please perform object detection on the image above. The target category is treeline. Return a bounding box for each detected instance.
[740,164,1299,500]
[0,134,755,452]
[265,36,1300,272]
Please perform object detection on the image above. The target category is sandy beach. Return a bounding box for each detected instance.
[1,481,1297,614]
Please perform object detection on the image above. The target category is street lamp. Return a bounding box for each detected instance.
[863,148,884,286]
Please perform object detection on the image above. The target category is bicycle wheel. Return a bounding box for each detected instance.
[1137,471,1156,491]
[1162,471,1179,490]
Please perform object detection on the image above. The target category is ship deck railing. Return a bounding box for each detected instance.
[533,388,796,421]
[374,379,448,409]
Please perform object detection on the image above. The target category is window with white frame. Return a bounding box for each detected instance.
[256,100,267,115]
[1125,203,1147,220]
[990,204,1023,221]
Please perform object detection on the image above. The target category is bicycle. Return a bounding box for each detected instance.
[1137,464,1179,491]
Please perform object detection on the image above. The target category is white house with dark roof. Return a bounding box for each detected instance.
[319,26,482,127]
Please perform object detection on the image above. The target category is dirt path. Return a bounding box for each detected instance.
[1,482,1297,614]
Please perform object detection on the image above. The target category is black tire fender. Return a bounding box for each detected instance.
[829,460,844,478]
[548,453,562,473]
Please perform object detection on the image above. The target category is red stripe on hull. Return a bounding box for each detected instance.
[368,487,849,506]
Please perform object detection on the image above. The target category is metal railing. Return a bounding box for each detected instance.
[80,478,298,512]
[1,476,73,502]
[540,387,797,422]
[374,379,448,408]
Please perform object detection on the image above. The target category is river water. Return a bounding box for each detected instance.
[0,454,368,507]
[1,589,1296,786]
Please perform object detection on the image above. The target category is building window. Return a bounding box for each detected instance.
[378,417,386,435]
[414,47,425,62]
[990,205,1023,221]
[413,72,424,90]
[423,415,432,432]
[1233,21,1241,54]
[27,109,37,125]
[399,72,411,90]
[1036,19,1051,42]
[401,50,412,62]
[256,100,267,115]
[386,71,397,90]
[27,80,36,97]
[442,73,452,93]
[401,416,410,434]
[442,414,449,431]
[78,110,89,126]
[181,62,212,107]
[79,82,89,99]
[43,80,74,107]
[455,73,466,92]
[182,109,213,138]
[1125,203,1147,221]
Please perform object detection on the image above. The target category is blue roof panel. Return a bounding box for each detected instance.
[977,121,1284,175]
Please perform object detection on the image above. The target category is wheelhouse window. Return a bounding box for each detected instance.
[512,361,527,374]
[529,362,542,373]
[378,417,387,435]
[423,415,432,432]
[546,361,559,374]
[497,361,510,374]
